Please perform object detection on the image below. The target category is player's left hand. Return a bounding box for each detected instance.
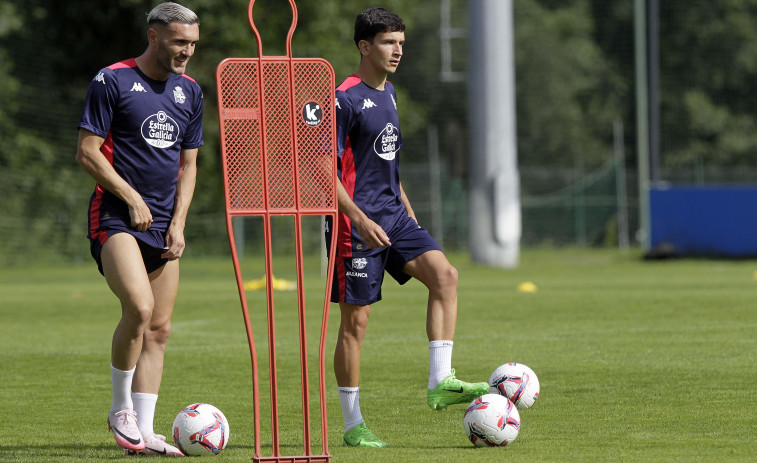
[162,226,186,260]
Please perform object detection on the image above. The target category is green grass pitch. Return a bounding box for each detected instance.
[1,248,755,462]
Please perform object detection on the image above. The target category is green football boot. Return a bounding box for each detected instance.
[343,423,389,448]
[427,368,489,411]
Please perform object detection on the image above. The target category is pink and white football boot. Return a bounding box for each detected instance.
[108,409,145,451]
[125,434,185,457]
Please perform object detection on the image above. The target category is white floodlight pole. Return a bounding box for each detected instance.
[635,0,651,250]
[468,0,521,268]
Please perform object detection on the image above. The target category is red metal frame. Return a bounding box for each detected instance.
[216,1,336,461]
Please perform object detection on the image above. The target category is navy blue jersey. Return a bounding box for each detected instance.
[78,59,204,235]
[333,75,405,257]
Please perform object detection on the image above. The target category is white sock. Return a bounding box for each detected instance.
[338,387,363,432]
[133,392,158,438]
[110,364,136,412]
[428,340,454,388]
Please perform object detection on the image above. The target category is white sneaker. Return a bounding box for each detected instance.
[108,409,145,450]
[126,434,185,457]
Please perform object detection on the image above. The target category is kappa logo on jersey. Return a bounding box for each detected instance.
[373,122,399,160]
[140,110,180,148]
[131,82,147,92]
[362,98,376,110]
[94,72,105,84]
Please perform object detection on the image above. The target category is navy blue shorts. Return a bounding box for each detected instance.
[329,215,443,305]
[89,226,169,276]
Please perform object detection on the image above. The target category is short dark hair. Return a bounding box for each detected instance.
[353,7,405,47]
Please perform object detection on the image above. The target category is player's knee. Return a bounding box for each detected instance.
[122,299,155,327]
[146,321,172,348]
[434,264,458,294]
[447,264,459,287]
[342,311,369,341]
[348,318,369,339]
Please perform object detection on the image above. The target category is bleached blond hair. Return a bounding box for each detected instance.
[147,2,198,26]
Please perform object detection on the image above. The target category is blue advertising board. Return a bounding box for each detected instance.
[649,186,757,257]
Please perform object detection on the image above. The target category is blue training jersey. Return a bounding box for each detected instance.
[78,58,204,233]
[333,75,406,256]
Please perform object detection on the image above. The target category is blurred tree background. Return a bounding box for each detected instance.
[2,0,757,266]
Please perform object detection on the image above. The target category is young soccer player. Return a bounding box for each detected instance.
[76,2,203,456]
[327,7,488,448]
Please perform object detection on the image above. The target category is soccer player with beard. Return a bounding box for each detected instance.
[76,2,202,456]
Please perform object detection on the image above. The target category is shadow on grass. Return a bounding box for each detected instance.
[0,444,261,461]
[0,445,125,461]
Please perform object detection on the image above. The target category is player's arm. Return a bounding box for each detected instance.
[399,181,418,224]
[336,181,391,248]
[75,128,153,231]
[333,88,390,248]
[163,147,198,260]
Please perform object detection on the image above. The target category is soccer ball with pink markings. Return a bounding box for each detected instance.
[463,394,521,447]
[489,362,540,409]
[172,403,230,456]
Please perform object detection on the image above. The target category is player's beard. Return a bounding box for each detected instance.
[158,50,189,76]
[168,56,189,75]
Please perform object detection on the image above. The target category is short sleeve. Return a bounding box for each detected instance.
[181,82,204,149]
[335,90,355,160]
[77,68,118,138]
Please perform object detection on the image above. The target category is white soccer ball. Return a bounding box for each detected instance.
[172,403,230,456]
[489,362,540,409]
[463,393,521,447]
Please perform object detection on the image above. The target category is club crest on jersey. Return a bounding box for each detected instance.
[141,110,180,148]
[373,122,399,160]
[173,86,186,104]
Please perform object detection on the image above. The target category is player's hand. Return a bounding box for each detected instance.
[128,196,153,232]
[162,226,186,260]
[355,217,391,249]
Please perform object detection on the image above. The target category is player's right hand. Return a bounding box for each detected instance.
[355,217,391,249]
[128,197,153,232]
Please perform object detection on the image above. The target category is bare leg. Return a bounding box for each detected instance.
[334,303,371,387]
[402,250,459,341]
[132,259,180,394]
[405,251,487,410]
[101,233,155,371]
[101,233,154,449]
[334,302,387,443]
